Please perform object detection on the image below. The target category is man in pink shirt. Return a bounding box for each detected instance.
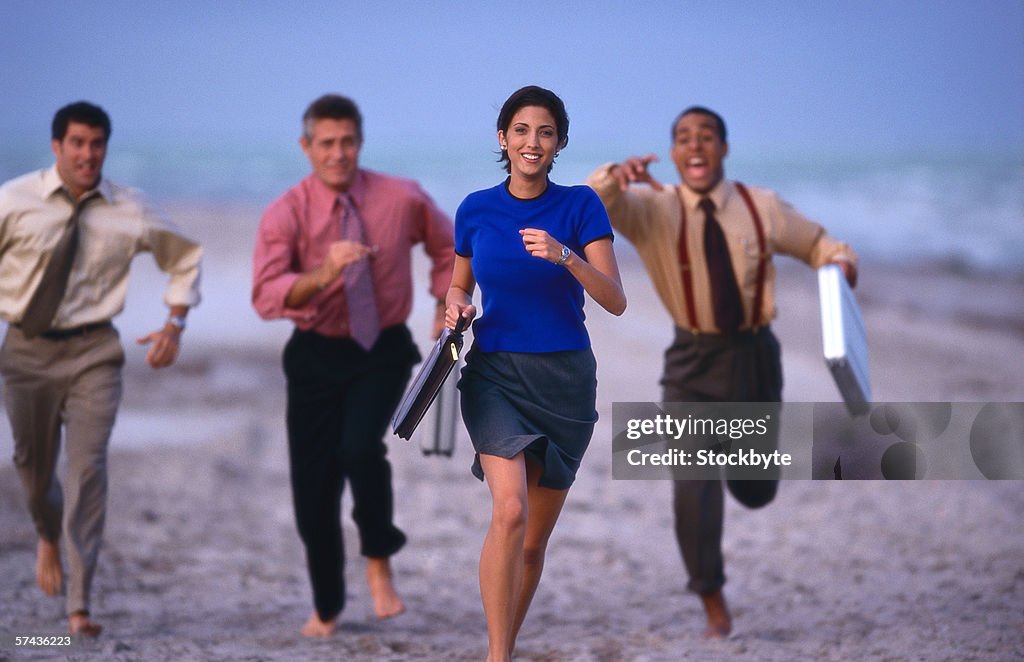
[252,94,454,637]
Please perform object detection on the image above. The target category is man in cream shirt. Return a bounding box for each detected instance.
[0,101,201,636]
[588,106,856,639]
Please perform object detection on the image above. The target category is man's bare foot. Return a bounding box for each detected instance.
[700,590,732,639]
[36,539,63,597]
[366,557,405,619]
[68,611,102,637]
[299,612,335,637]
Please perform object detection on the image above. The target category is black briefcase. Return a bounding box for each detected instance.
[392,316,467,440]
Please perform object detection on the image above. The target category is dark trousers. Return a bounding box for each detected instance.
[661,326,783,595]
[283,324,419,621]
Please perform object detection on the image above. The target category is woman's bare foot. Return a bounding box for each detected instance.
[36,539,63,596]
[700,590,732,639]
[366,557,405,619]
[299,612,336,637]
[68,611,102,637]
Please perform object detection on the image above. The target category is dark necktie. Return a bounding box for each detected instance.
[339,193,380,351]
[20,191,100,338]
[700,197,744,334]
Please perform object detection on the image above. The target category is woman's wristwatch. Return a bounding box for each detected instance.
[556,244,570,266]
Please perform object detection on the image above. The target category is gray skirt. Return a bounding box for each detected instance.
[458,346,598,490]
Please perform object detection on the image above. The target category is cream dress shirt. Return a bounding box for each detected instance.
[587,163,856,333]
[0,165,202,329]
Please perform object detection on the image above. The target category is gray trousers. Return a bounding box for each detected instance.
[661,326,782,595]
[0,324,123,615]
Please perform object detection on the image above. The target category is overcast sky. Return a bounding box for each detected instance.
[3,1,1022,161]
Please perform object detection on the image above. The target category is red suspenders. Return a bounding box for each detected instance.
[675,182,768,331]
[735,182,768,328]
[675,189,700,330]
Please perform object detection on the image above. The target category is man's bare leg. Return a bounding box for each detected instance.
[700,590,732,639]
[366,556,405,619]
[300,612,336,637]
[36,538,63,597]
[68,610,102,637]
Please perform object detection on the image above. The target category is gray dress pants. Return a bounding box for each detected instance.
[0,324,123,615]
[661,325,782,595]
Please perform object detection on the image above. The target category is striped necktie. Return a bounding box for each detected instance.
[339,193,380,350]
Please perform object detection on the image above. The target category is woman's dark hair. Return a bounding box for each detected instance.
[496,85,569,173]
[52,101,111,142]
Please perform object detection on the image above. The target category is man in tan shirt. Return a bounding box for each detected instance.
[587,106,857,638]
[0,101,202,636]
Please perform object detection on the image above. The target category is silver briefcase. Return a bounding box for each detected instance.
[419,356,461,457]
[818,265,871,415]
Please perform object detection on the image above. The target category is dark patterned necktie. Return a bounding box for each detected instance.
[700,197,744,334]
[339,193,380,350]
[20,191,101,338]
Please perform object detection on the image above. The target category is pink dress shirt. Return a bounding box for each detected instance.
[252,169,454,337]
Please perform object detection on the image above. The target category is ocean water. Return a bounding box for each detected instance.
[1,144,1021,352]
[4,143,1019,275]
[1,144,1020,459]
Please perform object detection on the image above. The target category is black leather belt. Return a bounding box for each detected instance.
[14,321,112,340]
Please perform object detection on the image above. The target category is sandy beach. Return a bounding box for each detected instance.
[1,202,1022,661]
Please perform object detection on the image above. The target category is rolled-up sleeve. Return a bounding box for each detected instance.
[585,163,662,243]
[416,187,455,301]
[769,192,857,268]
[141,202,202,308]
[251,198,310,321]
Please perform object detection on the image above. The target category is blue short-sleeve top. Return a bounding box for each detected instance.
[454,179,614,353]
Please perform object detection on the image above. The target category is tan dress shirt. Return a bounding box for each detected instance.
[0,165,202,329]
[587,164,856,333]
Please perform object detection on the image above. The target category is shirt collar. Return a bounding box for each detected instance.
[345,169,368,209]
[678,178,734,214]
[307,169,367,210]
[43,164,113,203]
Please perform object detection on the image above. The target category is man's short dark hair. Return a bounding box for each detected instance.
[303,94,363,141]
[52,101,111,142]
[671,106,727,143]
